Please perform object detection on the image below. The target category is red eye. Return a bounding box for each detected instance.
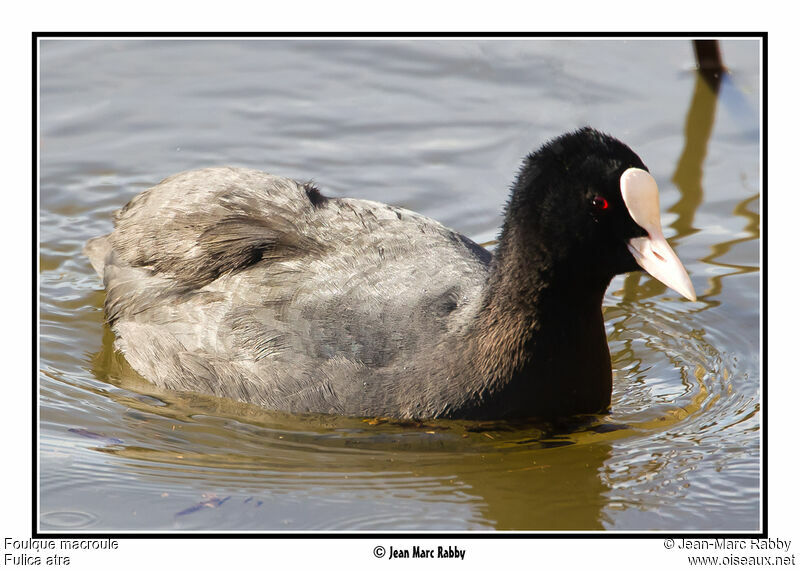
[592,196,609,211]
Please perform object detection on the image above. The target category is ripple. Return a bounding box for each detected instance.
[40,510,98,530]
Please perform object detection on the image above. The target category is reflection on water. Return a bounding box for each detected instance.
[39,38,761,531]
[701,193,760,301]
[671,55,721,239]
[671,60,760,303]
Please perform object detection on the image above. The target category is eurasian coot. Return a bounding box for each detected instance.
[85,128,696,420]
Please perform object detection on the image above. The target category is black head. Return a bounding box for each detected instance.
[497,127,669,292]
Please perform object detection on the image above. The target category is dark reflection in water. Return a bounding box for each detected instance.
[39,38,761,531]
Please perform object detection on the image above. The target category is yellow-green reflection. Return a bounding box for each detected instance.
[701,193,760,300]
[621,65,722,302]
[671,67,722,237]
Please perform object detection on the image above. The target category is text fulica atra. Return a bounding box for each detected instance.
[85,128,696,420]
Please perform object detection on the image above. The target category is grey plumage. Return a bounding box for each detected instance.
[86,167,490,418]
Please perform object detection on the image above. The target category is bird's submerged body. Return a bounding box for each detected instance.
[86,128,696,420]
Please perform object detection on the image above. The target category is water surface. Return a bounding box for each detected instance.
[38,38,761,531]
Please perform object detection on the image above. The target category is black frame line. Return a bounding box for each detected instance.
[32,30,767,540]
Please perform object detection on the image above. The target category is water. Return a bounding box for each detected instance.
[38,38,761,531]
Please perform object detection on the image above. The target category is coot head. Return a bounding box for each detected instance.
[494,127,695,301]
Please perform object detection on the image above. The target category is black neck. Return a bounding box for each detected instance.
[461,231,613,419]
